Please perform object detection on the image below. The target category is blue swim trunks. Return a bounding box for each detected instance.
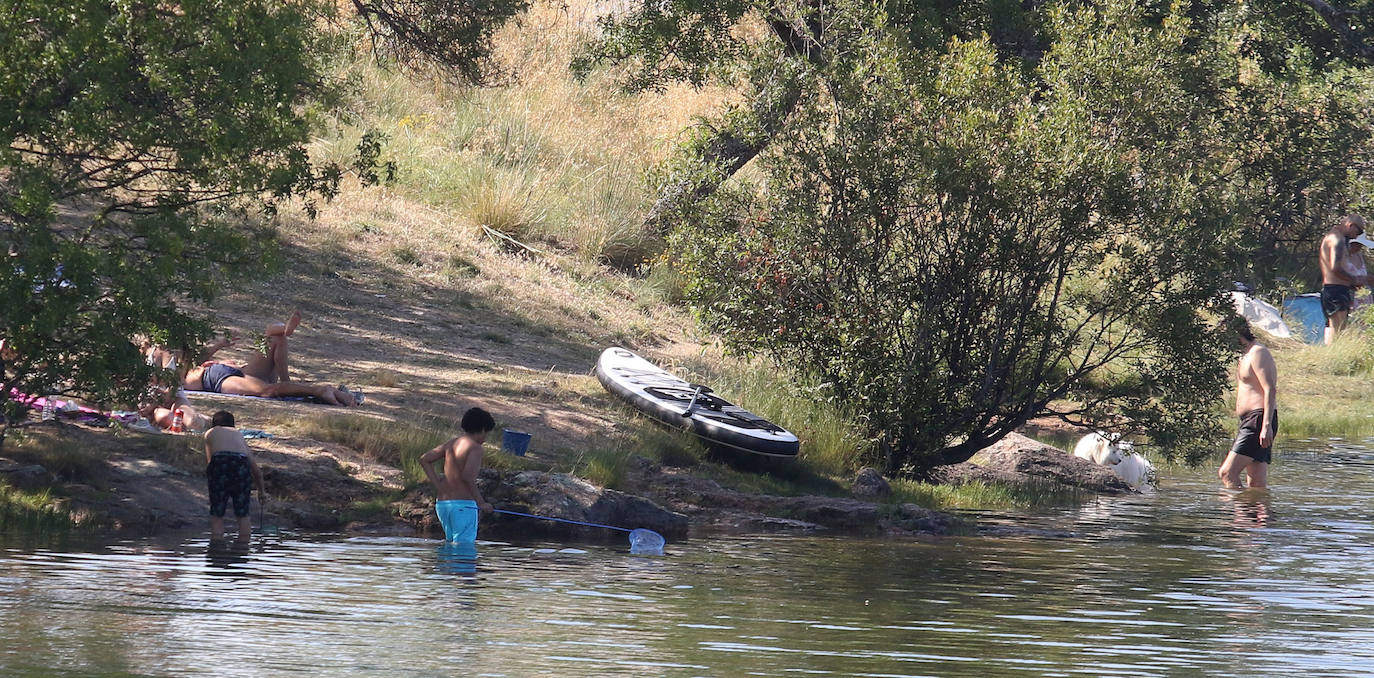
[436,499,478,542]
[201,362,245,393]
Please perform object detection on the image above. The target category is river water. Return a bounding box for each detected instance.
[4,443,1374,677]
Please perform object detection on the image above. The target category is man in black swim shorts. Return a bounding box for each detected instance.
[1220,320,1277,489]
[1230,408,1276,465]
[1318,214,1369,343]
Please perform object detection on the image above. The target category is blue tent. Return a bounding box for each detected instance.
[1282,294,1324,343]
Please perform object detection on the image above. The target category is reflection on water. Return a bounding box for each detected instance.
[436,540,478,576]
[5,443,1374,676]
[1221,488,1272,529]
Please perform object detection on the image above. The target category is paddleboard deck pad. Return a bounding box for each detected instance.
[595,347,800,458]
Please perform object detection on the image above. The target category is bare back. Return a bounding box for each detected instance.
[437,435,484,501]
[204,426,251,462]
[1236,343,1277,415]
[1322,230,1355,286]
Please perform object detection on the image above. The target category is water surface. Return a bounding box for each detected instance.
[4,444,1374,677]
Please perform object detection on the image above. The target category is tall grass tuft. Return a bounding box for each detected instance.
[0,483,72,532]
[889,478,1086,510]
[291,413,534,485]
[1271,330,1374,440]
[310,1,723,266]
[676,355,876,478]
[1290,331,1374,376]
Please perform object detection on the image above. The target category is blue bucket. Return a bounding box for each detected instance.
[501,429,532,456]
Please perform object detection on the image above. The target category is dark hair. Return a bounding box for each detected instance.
[1230,317,1255,342]
[460,407,495,434]
[211,410,236,428]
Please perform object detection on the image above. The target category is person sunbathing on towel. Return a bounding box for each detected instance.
[139,385,212,431]
[179,311,359,406]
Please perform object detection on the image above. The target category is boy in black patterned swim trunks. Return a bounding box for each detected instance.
[1219,320,1277,490]
[204,411,266,543]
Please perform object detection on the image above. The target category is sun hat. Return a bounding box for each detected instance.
[1351,233,1374,248]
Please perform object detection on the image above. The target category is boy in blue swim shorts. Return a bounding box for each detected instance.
[418,407,496,542]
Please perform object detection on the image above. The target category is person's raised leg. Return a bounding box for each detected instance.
[264,310,301,337]
[237,333,291,383]
[269,334,290,382]
[241,335,290,383]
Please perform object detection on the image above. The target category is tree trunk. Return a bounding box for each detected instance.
[641,16,823,234]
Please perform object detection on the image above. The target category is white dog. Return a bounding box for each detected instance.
[1073,431,1126,466]
[1111,453,1157,488]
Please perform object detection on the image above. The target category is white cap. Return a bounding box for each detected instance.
[1351,233,1374,249]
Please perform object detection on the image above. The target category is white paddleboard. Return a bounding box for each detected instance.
[594,347,800,458]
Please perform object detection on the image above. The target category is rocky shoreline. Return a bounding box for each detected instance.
[2,423,1132,541]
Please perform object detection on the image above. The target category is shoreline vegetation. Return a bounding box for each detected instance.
[4,325,1364,534]
[5,321,1368,533]
[4,4,1372,537]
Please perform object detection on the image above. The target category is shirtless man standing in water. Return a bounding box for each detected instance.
[1319,214,1369,343]
[1219,319,1277,490]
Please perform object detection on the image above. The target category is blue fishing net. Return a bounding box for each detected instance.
[629,528,665,555]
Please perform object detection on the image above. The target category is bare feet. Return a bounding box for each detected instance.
[332,387,357,407]
[265,311,302,339]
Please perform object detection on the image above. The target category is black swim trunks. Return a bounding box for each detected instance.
[206,451,253,517]
[1230,409,1276,464]
[201,362,245,393]
[1321,284,1354,322]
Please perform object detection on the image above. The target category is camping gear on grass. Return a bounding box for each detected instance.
[1282,293,1325,344]
[501,429,531,456]
[1230,291,1292,339]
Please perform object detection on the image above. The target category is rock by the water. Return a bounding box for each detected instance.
[481,470,689,538]
[929,462,1032,487]
[620,466,959,536]
[891,503,958,535]
[852,467,891,498]
[978,524,1077,539]
[0,458,54,490]
[970,432,1134,494]
[280,505,342,529]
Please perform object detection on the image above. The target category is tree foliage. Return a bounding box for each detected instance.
[638,0,1374,472]
[0,0,521,445]
[584,0,1374,287]
[351,0,530,84]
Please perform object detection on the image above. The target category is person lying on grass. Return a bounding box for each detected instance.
[170,311,361,406]
[138,384,211,432]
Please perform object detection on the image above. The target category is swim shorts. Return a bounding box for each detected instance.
[436,499,478,542]
[1321,284,1354,321]
[1230,409,1276,464]
[207,451,253,517]
[201,362,245,393]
